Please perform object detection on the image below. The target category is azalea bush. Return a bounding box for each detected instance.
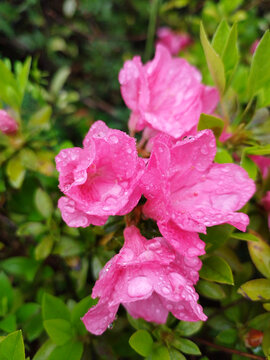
[0,1,270,359]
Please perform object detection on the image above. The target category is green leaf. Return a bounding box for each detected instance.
[53,236,83,257]
[248,237,270,278]
[6,156,26,189]
[215,148,233,164]
[0,60,21,109]
[0,330,25,360]
[127,313,151,331]
[42,293,70,321]
[148,345,170,360]
[33,339,57,360]
[0,314,16,333]
[43,319,73,345]
[240,155,257,180]
[212,19,230,56]
[230,232,259,242]
[196,279,226,300]
[47,341,83,360]
[50,67,71,97]
[129,330,153,357]
[263,328,270,358]
[0,271,14,316]
[244,144,270,156]
[19,148,38,171]
[248,313,270,331]
[16,57,31,103]
[172,338,201,355]
[200,224,234,253]
[216,328,237,345]
[200,22,226,95]
[248,30,270,96]
[1,257,39,282]
[28,106,52,131]
[177,321,203,337]
[35,235,54,261]
[198,114,224,137]
[34,188,53,219]
[200,255,234,285]
[222,23,239,85]
[238,279,270,301]
[168,348,186,360]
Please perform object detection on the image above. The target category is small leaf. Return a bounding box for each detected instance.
[47,341,83,360]
[198,113,224,137]
[129,330,153,357]
[42,293,70,321]
[148,345,170,360]
[6,156,26,189]
[33,339,57,360]
[16,57,31,103]
[196,279,226,300]
[0,314,16,333]
[248,313,270,331]
[248,30,270,96]
[1,257,39,282]
[222,23,239,85]
[212,19,230,56]
[215,148,233,164]
[0,272,14,315]
[216,328,237,345]
[200,22,226,95]
[28,106,52,131]
[168,348,186,360]
[248,236,270,278]
[262,328,270,358]
[35,188,53,219]
[0,330,25,360]
[71,296,97,325]
[35,235,54,261]
[200,255,234,285]
[43,319,73,346]
[172,338,201,355]
[177,321,203,337]
[19,148,38,171]
[238,279,270,301]
[231,232,259,242]
[50,67,70,97]
[240,155,257,180]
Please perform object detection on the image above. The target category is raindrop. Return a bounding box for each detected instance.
[200,144,209,155]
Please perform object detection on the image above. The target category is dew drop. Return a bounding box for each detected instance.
[128,276,153,298]
[109,135,119,144]
[200,144,209,155]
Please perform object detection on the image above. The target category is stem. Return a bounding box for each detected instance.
[144,0,160,62]
[194,338,265,360]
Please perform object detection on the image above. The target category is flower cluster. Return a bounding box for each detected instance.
[56,35,256,335]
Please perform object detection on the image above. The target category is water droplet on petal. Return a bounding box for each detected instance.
[109,135,119,144]
[200,144,209,155]
[128,276,153,298]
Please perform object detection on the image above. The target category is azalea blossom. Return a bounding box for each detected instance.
[156,27,192,55]
[56,121,145,227]
[119,45,219,139]
[0,110,18,134]
[82,226,206,335]
[141,130,255,254]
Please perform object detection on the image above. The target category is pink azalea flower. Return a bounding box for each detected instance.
[250,39,259,54]
[262,191,270,229]
[250,155,270,179]
[141,130,255,254]
[82,226,206,335]
[119,45,219,139]
[56,121,145,227]
[0,110,18,134]
[156,27,192,55]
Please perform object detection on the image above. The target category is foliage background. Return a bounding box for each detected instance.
[0,0,270,359]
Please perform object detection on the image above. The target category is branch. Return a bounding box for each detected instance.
[194,338,265,360]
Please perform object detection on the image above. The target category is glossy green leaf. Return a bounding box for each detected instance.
[35,188,53,219]
[33,339,57,360]
[168,348,186,360]
[222,23,239,85]
[248,237,270,278]
[0,314,16,333]
[177,321,203,337]
[172,338,201,355]
[240,155,257,180]
[42,293,70,321]
[238,279,270,301]
[6,156,26,189]
[196,279,226,300]
[231,232,259,242]
[214,148,233,164]
[200,224,234,253]
[47,341,83,360]
[200,255,234,285]
[1,257,39,282]
[212,19,230,56]
[200,22,226,94]
[129,330,153,357]
[248,30,270,96]
[148,345,170,360]
[0,330,25,360]
[198,113,224,137]
[43,319,73,345]
[35,235,54,261]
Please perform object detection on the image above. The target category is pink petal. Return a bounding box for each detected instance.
[124,293,168,324]
[82,300,119,335]
[0,110,18,134]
